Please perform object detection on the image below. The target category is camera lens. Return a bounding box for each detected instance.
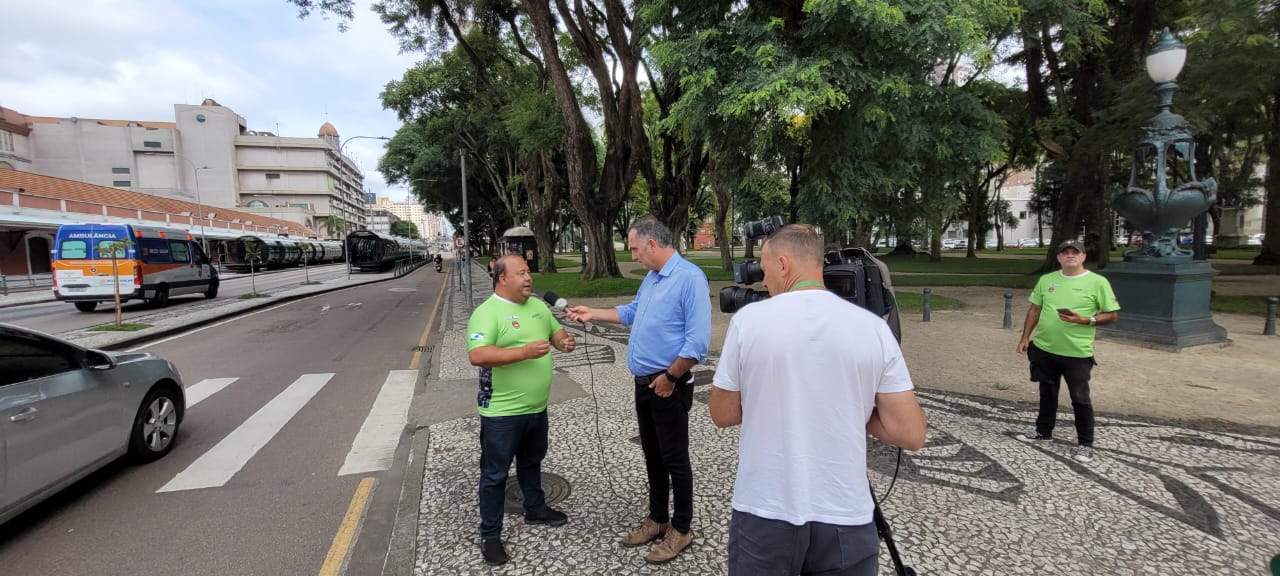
[733,260,764,285]
[741,215,784,240]
[719,286,769,313]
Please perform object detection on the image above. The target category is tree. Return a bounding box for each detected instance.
[322,214,344,240]
[240,237,263,297]
[390,220,419,237]
[1177,0,1280,264]
[98,239,130,326]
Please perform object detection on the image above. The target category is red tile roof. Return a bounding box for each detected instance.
[0,168,316,237]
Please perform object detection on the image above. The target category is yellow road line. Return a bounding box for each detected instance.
[319,477,377,576]
[409,267,449,369]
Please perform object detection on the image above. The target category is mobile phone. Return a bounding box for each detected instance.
[1057,308,1072,314]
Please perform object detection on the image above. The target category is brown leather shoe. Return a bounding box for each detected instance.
[620,517,668,547]
[645,528,693,564]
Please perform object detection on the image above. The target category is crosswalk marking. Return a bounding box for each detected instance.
[185,378,239,408]
[338,370,418,476]
[158,373,334,493]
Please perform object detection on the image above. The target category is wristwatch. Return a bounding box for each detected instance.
[1088,316,1097,326]
[665,370,682,383]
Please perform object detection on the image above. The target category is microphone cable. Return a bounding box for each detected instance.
[560,313,640,510]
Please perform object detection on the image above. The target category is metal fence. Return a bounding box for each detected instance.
[1,273,53,296]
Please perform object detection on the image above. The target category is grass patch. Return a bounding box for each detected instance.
[238,293,272,300]
[554,258,580,269]
[89,322,151,332]
[532,272,641,298]
[1212,262,1280,275]
[877,254,1042,274]
[891,274,1040,289]
[1210,294,1276,315]
[1211,248,1262,260]
[893,292,962,311]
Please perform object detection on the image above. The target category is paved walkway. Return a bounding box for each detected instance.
[415,262,1280,575]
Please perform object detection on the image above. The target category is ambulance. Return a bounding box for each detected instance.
[52,224,219,312]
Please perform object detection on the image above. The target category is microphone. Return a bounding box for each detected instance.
[542,290,568,310]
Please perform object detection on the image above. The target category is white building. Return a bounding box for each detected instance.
[376,196,444,241]
[0,100,372,239]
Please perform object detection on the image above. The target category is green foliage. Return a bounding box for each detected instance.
[390,220,419,238]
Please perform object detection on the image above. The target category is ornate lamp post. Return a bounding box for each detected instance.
[1102,28,1228,349]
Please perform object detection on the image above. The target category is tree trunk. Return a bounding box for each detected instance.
[521,0,619,279]
[528,151,562,274]
[1255,94,1280,265]
[1038,151,1103,273]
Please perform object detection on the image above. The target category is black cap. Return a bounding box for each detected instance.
[1057,239,1086,253]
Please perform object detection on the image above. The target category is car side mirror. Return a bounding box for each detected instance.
[86,350,115,371]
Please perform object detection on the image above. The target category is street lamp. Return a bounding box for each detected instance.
[172,155,210,254]
[1101,27,1227,349]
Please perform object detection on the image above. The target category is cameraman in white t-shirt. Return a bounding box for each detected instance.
[710,224,927,576]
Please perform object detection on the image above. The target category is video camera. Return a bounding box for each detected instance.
[718,216,902,341]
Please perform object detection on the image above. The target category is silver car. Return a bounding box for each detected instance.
[0,323,185,524]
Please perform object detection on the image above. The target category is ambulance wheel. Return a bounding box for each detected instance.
[204,279,219,299]
[152,285,170,308]
[74,301,98,312]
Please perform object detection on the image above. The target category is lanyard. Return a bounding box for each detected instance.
[789,280,825,292]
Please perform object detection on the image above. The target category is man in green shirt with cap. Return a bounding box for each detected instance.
[467,255,577,565]
[1016,239,1120,463]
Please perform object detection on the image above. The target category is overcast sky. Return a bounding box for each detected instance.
[1,0,420,202]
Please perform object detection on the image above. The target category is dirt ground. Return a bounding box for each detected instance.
[571,268,1280,430]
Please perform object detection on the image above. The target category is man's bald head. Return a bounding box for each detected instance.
[762,224,824,268]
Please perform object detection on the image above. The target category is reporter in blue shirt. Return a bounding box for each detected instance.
[565,215,711,564]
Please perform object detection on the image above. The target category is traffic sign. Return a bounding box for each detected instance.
[453,237,465,249]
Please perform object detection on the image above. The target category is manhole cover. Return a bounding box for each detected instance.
[388,287,417,293]
[504,471,571,514]
[413,345,431,353]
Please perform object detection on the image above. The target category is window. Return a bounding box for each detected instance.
[247,200,268,208]
[96,240,127,259]
[142,141,162,148]
[138,238,172,263]
[59,240,89,259]
[1019,211,1027,220]
[169,240,190,263]
[0,334,79,386]
[112,180,131,187]
[266,173,281,180]
[112,167,130,174]
[0,130,13,153]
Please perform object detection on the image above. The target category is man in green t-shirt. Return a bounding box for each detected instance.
[1016,239,1121,463]
[467,255,577,565]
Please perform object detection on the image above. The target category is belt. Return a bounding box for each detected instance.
[634,370,693,386]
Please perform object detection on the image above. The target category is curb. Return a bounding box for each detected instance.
[382,426,430,576]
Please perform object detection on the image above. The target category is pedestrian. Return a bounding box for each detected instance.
[1016,239,1121,463]
[708,224,927,575]
[466,254,577,565]
[564,215,711,564]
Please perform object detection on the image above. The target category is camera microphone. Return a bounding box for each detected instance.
[542,290,568,310]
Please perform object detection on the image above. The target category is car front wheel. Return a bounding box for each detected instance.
[129,387,180,463]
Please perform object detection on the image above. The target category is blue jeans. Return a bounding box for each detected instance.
[479,411,549,539]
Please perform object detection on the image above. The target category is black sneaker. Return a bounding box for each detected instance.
[525,507,568,526]
[1016,430,1052,442]
[481,538,509,565]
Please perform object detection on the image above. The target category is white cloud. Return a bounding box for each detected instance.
[0,0,419,202]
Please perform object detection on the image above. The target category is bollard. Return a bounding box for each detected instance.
[922,288,931,322]
[1003,292,1013,329]
[1265,296,1278,336]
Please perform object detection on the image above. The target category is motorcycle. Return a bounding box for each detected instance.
[434,259,443,272]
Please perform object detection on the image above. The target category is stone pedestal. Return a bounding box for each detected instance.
[1098,259,1229,350]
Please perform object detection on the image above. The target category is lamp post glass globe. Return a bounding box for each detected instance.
[1145,28,1187,83]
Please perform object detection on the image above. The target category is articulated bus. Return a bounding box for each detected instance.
[52,224,219,312]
